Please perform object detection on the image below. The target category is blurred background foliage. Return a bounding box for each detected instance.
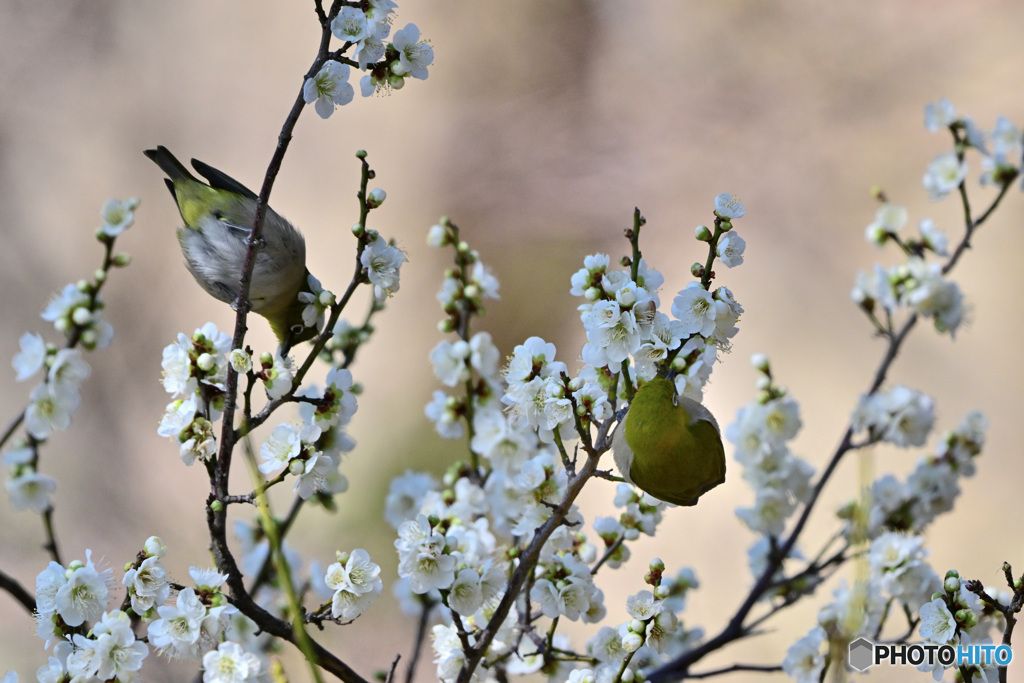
[1,2,1023,680]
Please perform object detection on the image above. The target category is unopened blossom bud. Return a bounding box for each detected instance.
[427,225,446,248]
[72,307,92,326]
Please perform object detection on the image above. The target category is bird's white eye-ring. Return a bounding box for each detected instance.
[290,324,304,334]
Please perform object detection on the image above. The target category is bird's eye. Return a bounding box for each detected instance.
[290,324,304,334]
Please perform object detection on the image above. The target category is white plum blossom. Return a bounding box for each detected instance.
[55,551,111,627]
[625,590,662,620]
[869,532,940,611]
[853,385,935,447]
[448,568,484,616]
[782,626,826,683]
[325,549,383,620]
[469,261,500,300]
[570,254,610,297]
[716,232,746,267]
[990,115,1021,158]
[99,197,139,237]
[903,258,964,336]
[430,339,471,387]
[6,470,57,513]
[361,236,407,301]
[432,622,468,682]
[469,331,500,379]
[671,284,717,337]
[330,6,368,44]
[298,367,358,429]
[258,423,301,474]
[147,587,207,660]
[714,193,746,219]
[263,354,294,400]
[41,284,89,333]
[919,597,957,643]
[13,332,46,381]
[865,202,908,245]
[91,610,148,680]
[918,218,949,256]
[392,24,434,80]
[303,61,354,119]
[924,98,956,132]
[923,151,967,200]
[123,556,171,616]
[25,382,78,440]
[158,395,197,439]
[384,470,440,529]
[425,390,464,439]
[202,641,262,682]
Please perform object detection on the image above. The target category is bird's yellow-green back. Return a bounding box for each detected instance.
[621,377,726,506]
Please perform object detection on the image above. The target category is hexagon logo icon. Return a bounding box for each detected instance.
[848,637,874,672]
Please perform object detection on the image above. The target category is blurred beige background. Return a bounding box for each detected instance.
[2,2,1023,681]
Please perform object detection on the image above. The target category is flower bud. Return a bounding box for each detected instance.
[694,225,712,241]
[944,576,961,593]
[72,307,93,326]
[621,632,643,652]
[144,536,167,558]
[427,224,447,248]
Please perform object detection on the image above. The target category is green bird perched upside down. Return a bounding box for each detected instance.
[612,377,726,506]
[144,146,319,352]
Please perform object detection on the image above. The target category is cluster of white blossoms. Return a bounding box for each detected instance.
[853,409,986,539]
[782,99,1015,683]
[409,205,746,680]
[303,1,434,119]
[323,549,384,621]
[157,321,358,498]
[157,322,231,465]
[852,385,936,448]
[30,539,268,682]
[727,355,815,544]
[4,198,135,515]
[784,389,991,683]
